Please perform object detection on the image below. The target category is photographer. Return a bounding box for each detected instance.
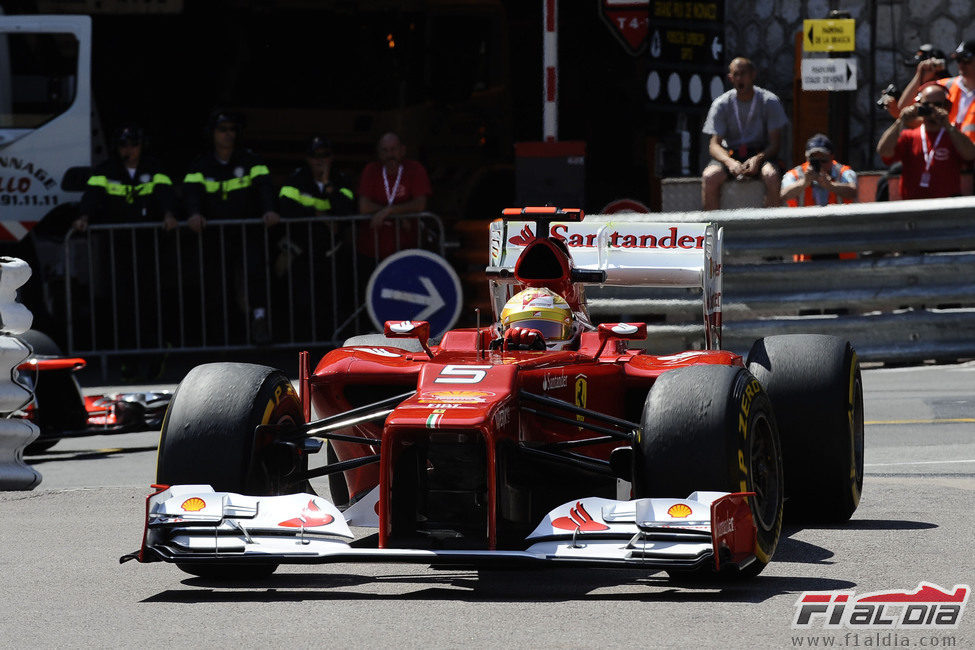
[877,83,975,200]
[781,134,857,207]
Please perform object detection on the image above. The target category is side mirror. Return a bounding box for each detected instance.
[384,320,433,358]
[597,322,648,341]
[595,322,647,357]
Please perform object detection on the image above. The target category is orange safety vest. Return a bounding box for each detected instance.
[787,160,857,261]
[784,161,855,208]
[938,76,975,142]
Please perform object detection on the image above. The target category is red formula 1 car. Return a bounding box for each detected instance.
[126,207,863,581]
[13,330,171,454]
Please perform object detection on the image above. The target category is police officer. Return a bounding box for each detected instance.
[183,110,279,230]
[74,124,177,230]
[279,135,355,218]
[278,136,356,340]
[72,123,177,357]
[182,110,280,344]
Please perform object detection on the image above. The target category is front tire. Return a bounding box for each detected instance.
[747,335,864,523]
[156,362,305,579]
[633,365,784,578]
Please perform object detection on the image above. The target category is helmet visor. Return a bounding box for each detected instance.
[510,318,571,341]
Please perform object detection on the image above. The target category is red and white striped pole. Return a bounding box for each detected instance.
[543,0,558,142]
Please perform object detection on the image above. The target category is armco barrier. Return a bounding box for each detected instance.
[0,257,40,491]
[583,196,975,363]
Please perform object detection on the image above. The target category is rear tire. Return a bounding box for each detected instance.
[156,363,305,579]
[633,365,783,578]
[747,335,864,523]
[17,330,86,454]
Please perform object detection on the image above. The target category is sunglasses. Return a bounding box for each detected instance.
[216,125,238,133]
[310,151,333,159]
[956,53,975,63]
[919,100,951,108]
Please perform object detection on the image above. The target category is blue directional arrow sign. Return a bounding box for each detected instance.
[365,249,463,338]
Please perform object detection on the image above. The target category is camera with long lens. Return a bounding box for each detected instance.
[809,159,822,174]
[917,104,933,117]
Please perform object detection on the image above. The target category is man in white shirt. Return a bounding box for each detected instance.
[701,58,789,210]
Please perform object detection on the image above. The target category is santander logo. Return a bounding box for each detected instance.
[278,499,335,528]
[552,501,610,532]
[508,224,535,245]
[508,224,704,250]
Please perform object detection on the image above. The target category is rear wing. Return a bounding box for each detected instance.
[488,219,723,349]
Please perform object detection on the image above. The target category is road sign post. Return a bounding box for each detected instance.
[365,249,463,339]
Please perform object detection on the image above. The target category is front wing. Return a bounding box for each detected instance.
[123,486,759,573]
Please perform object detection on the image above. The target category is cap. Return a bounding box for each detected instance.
[805,133,833,156]
[207,109,244,131]
[951,39,975,60]
[113,123,144,146]
[307,135,333,156]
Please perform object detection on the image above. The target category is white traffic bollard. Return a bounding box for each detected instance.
[0,257,40,490]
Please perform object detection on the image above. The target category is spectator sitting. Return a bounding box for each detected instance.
[701,57,789,210]
[877,82,975,200]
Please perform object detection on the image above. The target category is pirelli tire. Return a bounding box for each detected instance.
[156,363,305,580]
[746,335,864,523]
[633,365,784,578]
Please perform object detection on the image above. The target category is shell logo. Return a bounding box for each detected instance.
[181,497,206,512]
[667,503,692,518]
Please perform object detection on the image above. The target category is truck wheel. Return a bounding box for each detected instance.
[17,329,87,454]
[156,362,305,579]
[633,365,783,578]
[747,335,864,523]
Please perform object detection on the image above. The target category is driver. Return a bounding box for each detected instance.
[498,287,580,350]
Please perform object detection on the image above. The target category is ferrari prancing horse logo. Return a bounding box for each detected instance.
[574,375,587,408]
[574,374,588,423]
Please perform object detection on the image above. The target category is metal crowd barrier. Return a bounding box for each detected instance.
[584,196,975,363]
[63,213,445,366]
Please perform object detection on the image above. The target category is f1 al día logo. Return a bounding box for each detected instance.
[793,582,969,629]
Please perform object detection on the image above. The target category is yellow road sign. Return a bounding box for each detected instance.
[803,18,855,52]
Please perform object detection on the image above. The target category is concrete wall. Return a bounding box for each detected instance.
[723,0,975,170]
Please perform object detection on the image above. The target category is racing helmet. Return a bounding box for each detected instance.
[500,287,577,350]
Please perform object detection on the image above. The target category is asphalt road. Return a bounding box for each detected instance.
[1,363,973,648]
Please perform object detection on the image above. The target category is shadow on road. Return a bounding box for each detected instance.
[25,445,158,465]
[140,570,857,604]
